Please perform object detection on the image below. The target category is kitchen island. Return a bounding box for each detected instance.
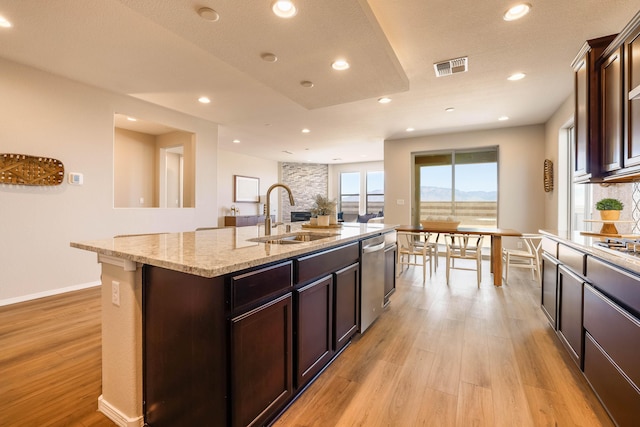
[539,230,640,426]
[71,222,397,427]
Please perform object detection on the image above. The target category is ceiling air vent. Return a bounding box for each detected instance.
[433,56,468,77]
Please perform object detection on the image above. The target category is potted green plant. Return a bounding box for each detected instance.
[311,194,335,226]
[595,198,624,221]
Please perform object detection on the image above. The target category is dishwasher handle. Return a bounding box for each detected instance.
[362,241,385,253]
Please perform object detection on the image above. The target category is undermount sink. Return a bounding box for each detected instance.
[248,231,340,245]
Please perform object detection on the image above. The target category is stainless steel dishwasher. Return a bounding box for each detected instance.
[360,234,386,332]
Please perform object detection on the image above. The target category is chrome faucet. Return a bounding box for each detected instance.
[264,183,295,235]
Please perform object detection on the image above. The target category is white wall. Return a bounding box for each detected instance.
[384,125,546,241]
[544,95,574,230]
[216,149,279,226]
[0,58,218,304]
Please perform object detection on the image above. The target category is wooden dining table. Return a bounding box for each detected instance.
[395,225,521,286]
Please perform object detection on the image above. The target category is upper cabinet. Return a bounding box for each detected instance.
[575,11,640,183]
[572,35,616,182]
[625,23,640,168]
[601,46,624,173]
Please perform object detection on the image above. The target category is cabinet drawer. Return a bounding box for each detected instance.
[584,284,640,388]
[586,256,640,317]
[231,261,293,312]
[296,242,359,284]
[541,237,558,259]
[558,244,586,276]
[584,333,640,426]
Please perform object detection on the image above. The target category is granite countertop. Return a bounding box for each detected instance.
[71,222,398,278]
[540,229,640,276]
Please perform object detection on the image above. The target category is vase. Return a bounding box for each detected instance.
[330,202,338,224]
[599,210,620,221]
[317,215,330,227]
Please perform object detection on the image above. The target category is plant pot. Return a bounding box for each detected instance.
[310,217,318,226]
[317,215,330,227]
[599,210,621,221]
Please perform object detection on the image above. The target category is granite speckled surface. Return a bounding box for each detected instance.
[540,229,640,276]
[71,222,398,278]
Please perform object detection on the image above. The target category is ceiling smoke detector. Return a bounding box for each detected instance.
[433,57,468,77]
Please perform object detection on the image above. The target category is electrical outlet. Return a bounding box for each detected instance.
[517,242,523,249]
[111,281,120,307]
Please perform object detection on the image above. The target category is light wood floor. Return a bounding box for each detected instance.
[0,262,613,426]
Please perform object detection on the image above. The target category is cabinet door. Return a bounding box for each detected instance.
[602,47,624,172]
[541,253,559,329]
[295,275,334,389]
[334,263,359,352]
[575,56,590,178]
[557,265,585,369]
[384,244,397,305]
[626,29,640,167]
[230,293,293,427]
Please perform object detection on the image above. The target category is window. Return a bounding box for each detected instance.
[339,172,360,222]
[414,148,498,227]
[569,125,592,232]
[366,171,384,214]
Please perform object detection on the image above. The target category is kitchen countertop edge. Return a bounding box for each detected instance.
[71,223,399,278]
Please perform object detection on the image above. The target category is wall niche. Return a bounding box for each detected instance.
[113,114,196,208]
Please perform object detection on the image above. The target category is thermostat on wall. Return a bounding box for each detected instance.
[68,172,83,185]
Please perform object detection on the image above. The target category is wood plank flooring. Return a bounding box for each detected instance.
[0,262,613,426]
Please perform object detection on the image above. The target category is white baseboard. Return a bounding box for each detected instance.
[0,280,101,307]
[98,395,144,427]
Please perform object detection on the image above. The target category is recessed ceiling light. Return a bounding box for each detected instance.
[300,80,314,88]
[378,97,392,104]
[272,1,297,18]
[499,116,510,121]
[302,128,310,134]
[332,59,350,71]
[126,117,137,122]
[0,16,12,28]
[197,7,220,22]
[260,52,278,63]
[198,96,211,104]
[445,107,455,112]
[503,3,531,21]
[406,127,415,132]
[232,139,240,144]
[507,72,526,81]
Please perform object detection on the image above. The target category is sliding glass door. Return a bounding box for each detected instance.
[414,148,498,227]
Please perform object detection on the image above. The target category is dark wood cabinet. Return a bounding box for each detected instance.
[583,284,640,426]
[143,266,227,427]
[572,35,616,182]
[557,265,585,369]
[541,252,559,329]
[384,243,397,306]
[295,275,334,388]
[230,293,293,427]
[601,46,624,172]
[333,263,359,352]
[625,26,640,168]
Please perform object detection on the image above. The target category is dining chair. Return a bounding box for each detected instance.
[413,233,440,270]
[502,233,543,284]
[397,231,434,283]
[445,233,484,286]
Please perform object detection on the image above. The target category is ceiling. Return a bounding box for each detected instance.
[1,0,640,163]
